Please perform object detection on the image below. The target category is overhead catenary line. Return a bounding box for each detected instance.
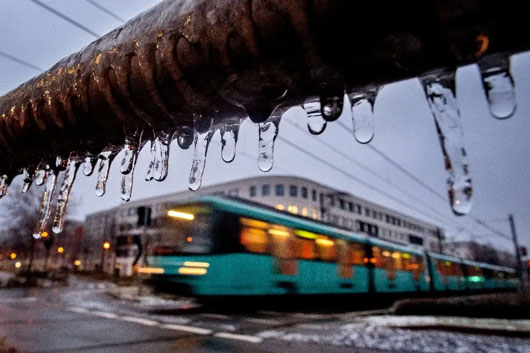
[84,0,125,24]
[0,51,43,72]
[30,0,100,38]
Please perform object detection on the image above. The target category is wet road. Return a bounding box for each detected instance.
[0,284,383,353]
[1,279,529,353]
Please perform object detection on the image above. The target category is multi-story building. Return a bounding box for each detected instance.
[85,175,445,275]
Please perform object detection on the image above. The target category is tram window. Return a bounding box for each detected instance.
[296,238,315,260]
[372,246,383,268]
[392,251,403,270]
[315,237,336,261]
[240,218,269,254]
[337,240,353,278]
[249,186,257,197]
[351,243,365,265]
[275,184,284,196]
[262,184,271,196]
[301,187,308,199]
[290,185,298,197]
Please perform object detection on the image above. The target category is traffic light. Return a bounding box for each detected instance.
[521,247,528,257]
[137,206,152,227]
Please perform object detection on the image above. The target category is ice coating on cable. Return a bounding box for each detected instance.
[303,98,327,135]
[478,54,516,120]
[153,131,171,181]
[350,88,377,144]
[35,167,47,186]
[83,156,97,176]
[220,119,240,163]
[188,129,213,191]
[258,110,282,172]
[421,72,473,216]
[95,147,118,197]
[52,157,81,234]
[32,170,57,239]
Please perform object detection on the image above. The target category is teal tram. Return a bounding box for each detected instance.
[144,196,518,297]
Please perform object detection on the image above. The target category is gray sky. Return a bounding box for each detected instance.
[1,0,529,254]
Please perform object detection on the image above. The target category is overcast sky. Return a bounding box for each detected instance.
[1,0,529,254]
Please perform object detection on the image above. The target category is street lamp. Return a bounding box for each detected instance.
[9,252,16,260]
[57,247,64,254]
[103,242,111,250]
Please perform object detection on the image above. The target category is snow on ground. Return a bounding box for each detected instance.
[258,316,530,353]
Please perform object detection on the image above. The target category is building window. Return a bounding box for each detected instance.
[348,202,354,212]
[312,189,317,201]
[365,208,370,217]
[290,185,298,197]
[249,186,257,197]
[228,188,239,196]
[275,184,284,196]
[339,199,345,210]
[287,205,298,214]
[301,187,308,199]
[312,207,318,219]
[275,204,285,211]
[301,207,309,217]
[356,205,362,214]
[262,184,270,196]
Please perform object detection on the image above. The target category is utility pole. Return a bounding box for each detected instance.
[509,214,524,291]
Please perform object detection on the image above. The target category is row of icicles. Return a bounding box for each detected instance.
[0,53,517,237]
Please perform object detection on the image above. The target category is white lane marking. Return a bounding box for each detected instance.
[160,324,212,335]
[201,313,230,320]
[214,332,263,344]
[67,307,89,314]
[119,316,159,326]
[90,311,119,319]
[245,318,280,325]
[0,297,37,304]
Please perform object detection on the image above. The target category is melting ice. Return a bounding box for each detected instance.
[421,72,473,215]
[95,147,119,197]
[52,157,81,234]
[478,54,516,120]
[349,88,378,144]
[220,119,240,163]
[258,109,282,172]
[303,98,327,135]
[33,169,58,239]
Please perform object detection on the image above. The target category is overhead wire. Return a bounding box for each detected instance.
[83,0,125,24]
[29,0,100,38]
[0,51,43,72]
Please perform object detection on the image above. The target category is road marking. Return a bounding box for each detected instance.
[201,313,230,320]
[245,318,280,325]
[90,311,119,319]
[0,297,37,304]
[214,332,263,344]
[119,316,159,326]
[160,324,212,335]
[67,306,89,314]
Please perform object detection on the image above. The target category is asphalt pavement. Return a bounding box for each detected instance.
[1,279,529,353]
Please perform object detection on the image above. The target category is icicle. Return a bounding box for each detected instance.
[145,139,156,181]
[303,98,327,135]
[55,156,68,171]
[95,147,119,197]
[188,129,214,191]
[83,155,97,176]
[35,167,47,186]
[258,109,282,172]
[32,169,58,239]
[0,175,10,198]
[478,54,516,120]
[52,157,81,234]
[153,131,171,181]
[320,94,344,122]
[22,168,33,193]
[349,88,378,144]
[120,153,138,202]
[421,71,473,216]
[120,131,141,175]
[220,118,240,163]
[177,126,194,150]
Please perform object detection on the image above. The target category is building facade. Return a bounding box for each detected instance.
[443,240,516,268]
